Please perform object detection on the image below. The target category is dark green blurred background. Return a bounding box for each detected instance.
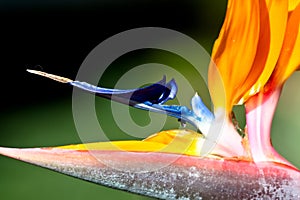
[0,1,299,199]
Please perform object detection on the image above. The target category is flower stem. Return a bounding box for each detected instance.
[245,87,296,168]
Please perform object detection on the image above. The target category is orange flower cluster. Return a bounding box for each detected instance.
[209,0,300,112]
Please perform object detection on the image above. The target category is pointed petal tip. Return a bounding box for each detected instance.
[0,146,43,163]
[0,146,22,159]
[0,146,100,170]
[0,147,49,167]
[27,69,73,83]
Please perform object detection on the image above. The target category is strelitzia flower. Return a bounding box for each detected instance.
[209,0,300,167]
[1,0,300,199]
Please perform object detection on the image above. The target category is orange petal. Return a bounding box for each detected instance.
[209,0,260,111]
[238,0,271,103]
[241,0,288,102]
[270,3,300,86]
[289,0,300,11]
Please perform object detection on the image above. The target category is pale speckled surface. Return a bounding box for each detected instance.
[0,147,299,199]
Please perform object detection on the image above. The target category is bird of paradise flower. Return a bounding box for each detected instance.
[1,0,300,199]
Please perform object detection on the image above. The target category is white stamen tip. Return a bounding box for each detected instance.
[27,69,73,83]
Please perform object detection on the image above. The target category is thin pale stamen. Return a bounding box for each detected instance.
[27,69,73,83]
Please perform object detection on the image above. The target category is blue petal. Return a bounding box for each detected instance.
[70,76,177,105]
[26,69,214,134]
[70,77,213,135]
[133,103,213,135]
[191,93,214,122]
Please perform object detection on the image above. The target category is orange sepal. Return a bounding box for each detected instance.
[289,0,300,11]
[270,3,300,87]
[241,0,288,102]
[209,0,260,110]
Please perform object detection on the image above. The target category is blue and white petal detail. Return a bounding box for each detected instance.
[27,69,214,135]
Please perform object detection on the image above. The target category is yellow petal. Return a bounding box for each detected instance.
[270,3,300,86]
[289,0,300,11]
[58,129,204,156]
[241,0,288,102]
[209,0,260,111]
